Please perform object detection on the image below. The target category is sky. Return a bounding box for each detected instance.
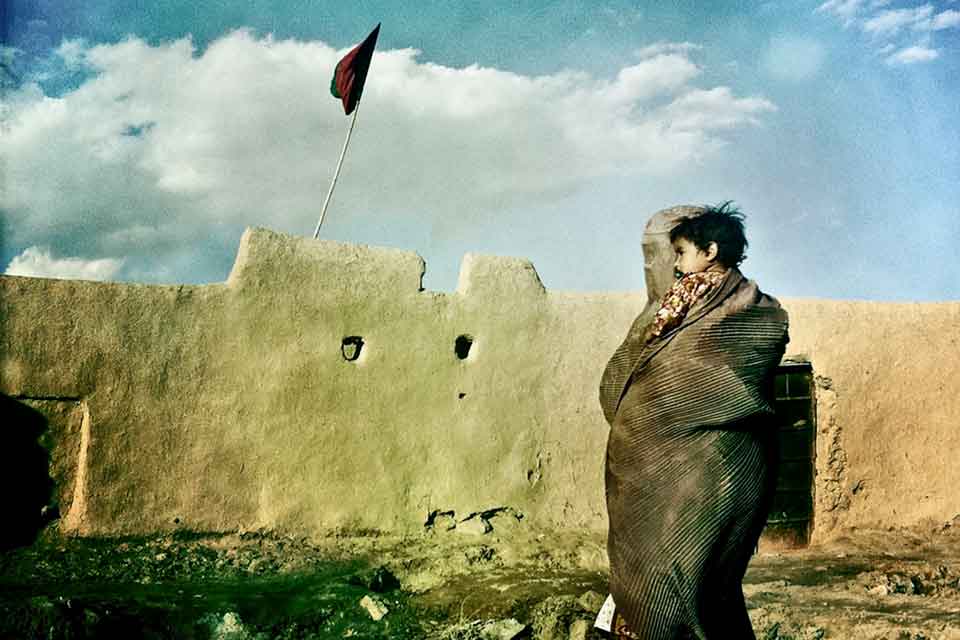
[1,1,958,300]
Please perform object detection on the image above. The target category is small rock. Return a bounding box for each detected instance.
[40,504,60,521]
[568,619,590,640]
[576,590,604,614]
[211,611,250,640]
[486,510,525,535]
[577,545,607,571]
[359,594,389,621]
[530,595,586,640]
[480,618,527,640]
[457,517,491,536]
[868,584,889,596]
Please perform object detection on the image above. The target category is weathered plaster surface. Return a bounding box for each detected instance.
[780,299,960,541]
[1,228,957,540]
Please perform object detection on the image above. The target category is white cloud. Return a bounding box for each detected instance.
[635,41,702,59]
[930,9,960,29]
[5,247,124,281]
[816,0,867,26]
[660,88,774,132]
[886,44,940,64]
[863,5,935,36]
[817,1,955,66]
[761,35,826,81]
[1,32,774,281]
[600,54,701,105]
[55,38,88,68]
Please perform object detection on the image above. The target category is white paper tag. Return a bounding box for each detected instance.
[594,594,616,631]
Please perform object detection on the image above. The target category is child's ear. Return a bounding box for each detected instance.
[705,241,719,262]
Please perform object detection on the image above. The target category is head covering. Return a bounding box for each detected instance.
[641,205,707,303]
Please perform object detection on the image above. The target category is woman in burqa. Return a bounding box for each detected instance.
[598,205,789,639]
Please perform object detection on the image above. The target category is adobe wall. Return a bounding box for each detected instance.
[1,228,957,542]
[781,299,960,542]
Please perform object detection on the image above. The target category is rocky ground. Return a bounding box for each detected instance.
[2,522,960,639]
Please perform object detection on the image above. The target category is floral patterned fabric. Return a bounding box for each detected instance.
[646,269,728,343]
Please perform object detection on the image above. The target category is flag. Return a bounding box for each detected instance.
[330,23,380,115]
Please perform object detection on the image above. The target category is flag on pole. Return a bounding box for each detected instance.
[330,23,380,115]
[314,23,380,238]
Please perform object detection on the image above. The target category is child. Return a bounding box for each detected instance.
[598,203,788,640]
[644,202,747,344]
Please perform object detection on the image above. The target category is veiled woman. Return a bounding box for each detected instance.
[598,204,789,639]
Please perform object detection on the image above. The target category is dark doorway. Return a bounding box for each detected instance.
[763,362,816,548]
[0,395,54,550]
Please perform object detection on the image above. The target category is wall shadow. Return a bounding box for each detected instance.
[0,394,54,550]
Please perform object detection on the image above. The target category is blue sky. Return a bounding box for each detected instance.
[2,1,958,300]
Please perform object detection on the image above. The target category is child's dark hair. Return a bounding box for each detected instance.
[669,201,748,268]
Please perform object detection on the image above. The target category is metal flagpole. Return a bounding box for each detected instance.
[313,101,361,239]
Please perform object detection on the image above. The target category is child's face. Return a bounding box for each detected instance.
[672,237,716,276]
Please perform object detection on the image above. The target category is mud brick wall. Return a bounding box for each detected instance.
[2,227,958,543]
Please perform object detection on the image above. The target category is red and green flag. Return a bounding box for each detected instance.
[330,23,380,115]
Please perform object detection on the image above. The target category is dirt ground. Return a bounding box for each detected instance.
[2,523,960,639]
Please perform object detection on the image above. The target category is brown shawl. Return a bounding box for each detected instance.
[598,211,789,639]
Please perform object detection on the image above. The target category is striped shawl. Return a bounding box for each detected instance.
[598,267,789,639]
